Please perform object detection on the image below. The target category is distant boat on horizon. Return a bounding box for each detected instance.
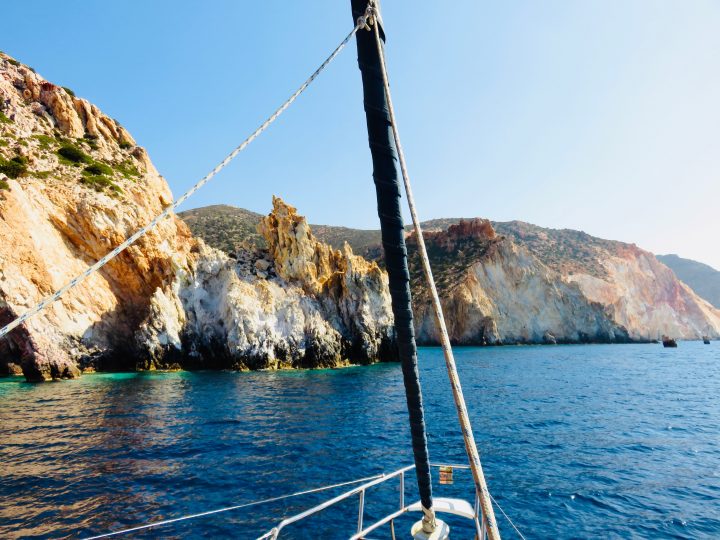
[703,335,711,345]
[662,335,678,348]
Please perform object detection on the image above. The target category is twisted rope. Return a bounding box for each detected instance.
[367,4,502,539]
[0,20,364,340]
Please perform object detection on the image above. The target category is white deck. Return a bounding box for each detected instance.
[407,497,477,520]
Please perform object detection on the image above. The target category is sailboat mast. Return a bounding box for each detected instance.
[350,0,436,532]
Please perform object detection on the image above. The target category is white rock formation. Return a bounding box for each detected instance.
[138,217,395,371]
[567,247,720,340]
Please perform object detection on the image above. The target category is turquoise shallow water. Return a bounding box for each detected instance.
[1,343,720,539]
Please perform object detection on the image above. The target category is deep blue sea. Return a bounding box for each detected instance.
[1,343,719,539]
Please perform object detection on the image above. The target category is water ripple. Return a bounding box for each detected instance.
[1,343,719,538]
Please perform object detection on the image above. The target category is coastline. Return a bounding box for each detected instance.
[1,339,683,382]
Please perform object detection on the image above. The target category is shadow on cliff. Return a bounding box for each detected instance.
[48,216,173,373]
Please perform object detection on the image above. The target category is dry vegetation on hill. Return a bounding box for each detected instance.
[179,204,383,258]
[179,205,265,253]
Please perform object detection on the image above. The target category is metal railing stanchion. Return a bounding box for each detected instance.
[357,490,365,534]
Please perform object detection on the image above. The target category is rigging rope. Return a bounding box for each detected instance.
[352,0,436,532]
[367,4,502,539]
[5,6,519,539]
[82,473,384,540]
[0,21,364,341]
[490,493,527,540]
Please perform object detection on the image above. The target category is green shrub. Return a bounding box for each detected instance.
[57,144,90,165]
[0,139,8,147]
[115,160,140,178]
[80,175,121,194]
[80,174,112,190]
[0,156,28,178]
[0,179,9,190]
[33,134,55,150]
[7,58,19,67]
[81,135,98,150]
[84,161,113,176]
[119,141,132,150]
[62,86,75,98]
[0,111,11,124]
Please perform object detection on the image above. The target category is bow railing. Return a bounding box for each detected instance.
[256,463,485,540]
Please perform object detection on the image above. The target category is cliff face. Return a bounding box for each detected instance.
[495,222,720,340]
[180,204,720,345]
[415,221,720,343]
[657,254,720,310]
[409,220,630,345]
[0,54,394,381]
[139,198,394,370]
[0,53,194,380]
[566,247,720,340]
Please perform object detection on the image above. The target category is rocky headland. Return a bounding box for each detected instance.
[3,51,718,382]
[182,208,720,345]
[493,221,720,342]
[0,53,394,381]
[405,220,630,345]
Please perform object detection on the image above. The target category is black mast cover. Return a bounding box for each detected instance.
[350,0,433,512]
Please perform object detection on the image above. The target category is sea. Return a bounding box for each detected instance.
[1,343,719,539]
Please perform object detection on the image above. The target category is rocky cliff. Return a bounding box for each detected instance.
[151,197,395,372]
[179,204,383,259]
[495,222,720,340]
[181,207,720,344]
[0,53,394,381]
[657,254,720,310]
[407,220,630,345]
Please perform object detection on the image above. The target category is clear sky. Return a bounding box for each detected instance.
[3,1,719,268]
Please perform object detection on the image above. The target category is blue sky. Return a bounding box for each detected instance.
[3,1,719,268]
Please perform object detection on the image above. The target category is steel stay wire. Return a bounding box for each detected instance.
[82,474,384,539]
[490,493,528,540]
[8,6,529,540]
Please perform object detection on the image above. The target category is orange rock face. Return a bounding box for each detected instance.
[0,53,394,380]
[258,196,384,296]
[408,218,496,253]
[0,53,193,380]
